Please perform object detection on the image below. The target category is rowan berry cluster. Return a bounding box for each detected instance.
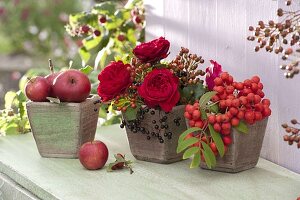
[282,119,300,148]
[168,47,205,87]
[183,72,271,159]
[247,0,300,78]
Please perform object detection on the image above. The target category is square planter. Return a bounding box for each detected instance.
[26,95,101,158]
[123,105,187,164]
[200,118,268,173]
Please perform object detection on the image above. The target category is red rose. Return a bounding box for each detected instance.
[138,68,180,112]
[133,37,170,63]
[97,61,131,102]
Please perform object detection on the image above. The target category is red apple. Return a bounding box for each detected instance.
[25,76,50,102]
[79,140,109,170]
[52,69,91,103]
[45,72,60,97]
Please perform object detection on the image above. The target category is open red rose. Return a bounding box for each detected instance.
[138,68,180,112]
[133,37,170,63]
[97,61,131,102]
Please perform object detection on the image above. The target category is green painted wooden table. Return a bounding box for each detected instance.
[0,124,300,200]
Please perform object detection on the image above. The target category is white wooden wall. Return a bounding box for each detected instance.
[145,0,300,173]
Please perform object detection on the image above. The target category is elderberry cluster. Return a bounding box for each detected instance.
[120,107,182,144]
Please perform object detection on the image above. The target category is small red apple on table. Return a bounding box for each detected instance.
[79,140,109,170]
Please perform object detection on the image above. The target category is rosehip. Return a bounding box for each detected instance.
[213,123,221,132]
[214,77,223,86]
[229,107,238,116]
[208,115,216,124]
[231,117,240,126]
[223,136,232,145]
[184,112,192,120]
[192,110,201,120]
[189,120,196,127]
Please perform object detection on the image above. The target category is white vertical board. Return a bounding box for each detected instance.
[146,0,300,173]
[144,0,164,41]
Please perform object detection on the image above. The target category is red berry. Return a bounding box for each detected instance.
[235,82,244,90]
[251,83,258,92]
[254,103,264,111]
[210,142,218,153]
[255,111,263,121]
[211,95,220,102]
[226,85,235,94]
[237,110,245,119]
[221,128,231,135]
[242,88,252,96]
[208,115,216,124]
[251,75,260,83]
[133,16,142,24]
[219,93,228,100]
[225,99,232,107]
[216,114,222,123]
[231,117,240,126]
[257,82,264,89]
[263,107,272,117]
[239,96,248,105]
[192,110,201,120]
[254,95,261,104]
[222,122,231,130]
[222,114,230,122]
[257,89,265,98]
[214,77,223,86]
[213,123,221,132]
[201,136,208,143]
[262,99,270,106]
[117,34,126,41]
[219,100,226,109]
[189,120,195,127]
[227,75,234,84]
[229,107,238,116]
[99,15,107,23]
[226,111,233,120]
[245,111,255,121]
[94,30,101,37]
[195,120,204,128]
[185,104,194,114]
[214,86,225,94]
[223,136,232,145]
[231,99,240,107]
[247,93,255,102]
[184,112,192,120]
[220,72,229,81]
[244,79,252,87]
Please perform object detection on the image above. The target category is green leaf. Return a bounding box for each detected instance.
[190,151,201,168]
[177,137,199,153]
[79,47,91,64]
[201,142,217,169]
[102,115,122,126]
[209,103,219,113]
[16,90,26,102]
[122,105,140,121]
[194,83,206,99]
[93,2,116,15]
[235,121,249,134]
[183,146,199,159]
[5,91,16,109]
[98,104,108,119]
[178,127,202,143]
[200,108,208,120]
[208,124,225,157]
[5,123,19,135]
[80,65,93,75]
[199,91,217,108]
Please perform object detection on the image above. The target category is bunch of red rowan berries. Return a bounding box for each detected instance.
[247,0,299,78]
[282,119,300,148]
[169,47,206,87]
[183,72,271,159]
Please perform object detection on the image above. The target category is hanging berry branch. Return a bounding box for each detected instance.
[247,0,299,78]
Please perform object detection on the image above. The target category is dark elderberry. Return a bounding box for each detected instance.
[152,120,156,124]
[158,136,162,140]
[159,119,163,123]
[139,115,144,120]
[155,125,159,129]
[177,117,181,121]
[150,110,155,115]
[168,135,172,140]
[174,119,178,123]
[164,132,168,137]
[140,127,145,132]
[132,129,137,133]
[155,133,159,137]
[120,124,125,128]
[159,139,164,143]
[136,127,141,131]
[128,125,133,129]
[161,125,165,129]
[146,131,150,135]
[168,132,172,136]
[147,136,151,140]
[164,125,169,129]
[162,116,167,121]
[151,132,155,136]
[176,123,180,126]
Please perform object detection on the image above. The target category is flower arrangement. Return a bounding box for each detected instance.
[97,37,206,121]
[177,62,272,169]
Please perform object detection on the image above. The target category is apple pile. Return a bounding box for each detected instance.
[25,59,91,103]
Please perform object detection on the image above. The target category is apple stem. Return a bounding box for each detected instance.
[69,60,73,69]
[27,77,33,83]
[48,59,54,74]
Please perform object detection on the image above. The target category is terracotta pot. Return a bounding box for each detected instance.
[200,118,268,173]
[26,95,100,158]
[123,105,187,164]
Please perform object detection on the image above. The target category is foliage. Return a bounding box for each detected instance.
[65,0,145,70]
[0,0,81,65]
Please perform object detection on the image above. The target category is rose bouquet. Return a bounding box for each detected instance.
[97,37,206,128]
[177,61,272,170]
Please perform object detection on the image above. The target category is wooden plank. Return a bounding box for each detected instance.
[0,125,300,200]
